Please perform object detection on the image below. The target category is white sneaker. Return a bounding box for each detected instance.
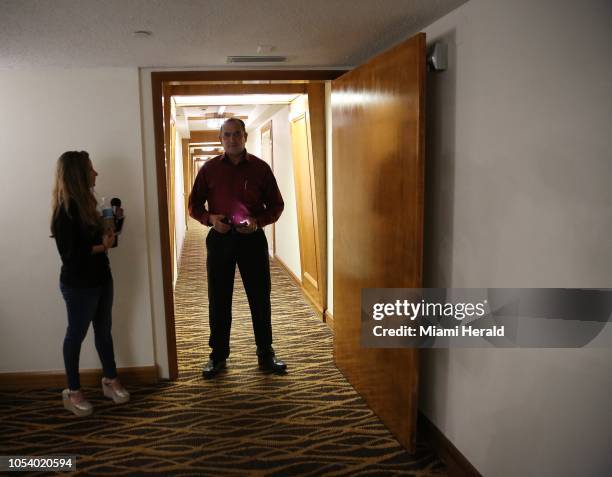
[101,378,130,404]
[62,389,93,417]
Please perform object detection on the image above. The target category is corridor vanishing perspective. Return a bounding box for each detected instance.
[171,219,447,475]
[0,220,446,476]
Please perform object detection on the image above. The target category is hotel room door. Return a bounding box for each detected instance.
[332,32,426,452]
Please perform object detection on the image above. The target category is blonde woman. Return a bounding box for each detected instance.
[50,151,129,416]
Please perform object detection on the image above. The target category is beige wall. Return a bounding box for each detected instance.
[0,67,155,372]
[420,0,612,475]
[270,106,302,279]
[247,105,302,279]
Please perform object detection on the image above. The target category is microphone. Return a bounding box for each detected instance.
[110,197,124,241]
[111,197,121,215]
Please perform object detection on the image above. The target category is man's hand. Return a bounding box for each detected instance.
[210,214,231,234]
[235,217,258,234]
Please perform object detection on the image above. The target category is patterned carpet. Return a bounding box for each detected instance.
[0,220,446,476]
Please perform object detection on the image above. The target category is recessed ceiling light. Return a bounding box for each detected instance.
[132,30,152,38]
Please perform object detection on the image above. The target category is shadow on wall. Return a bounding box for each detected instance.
[421,29,457,420]
[100,155,142,366]
[423,28,457,290]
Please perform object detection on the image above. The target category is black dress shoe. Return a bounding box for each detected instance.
[202,359,226,378]
[258,356,287,374]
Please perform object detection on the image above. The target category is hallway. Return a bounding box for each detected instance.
[170,219,447,475]
[0,221,446,476]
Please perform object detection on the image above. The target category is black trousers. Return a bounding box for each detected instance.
[206,228,274,361]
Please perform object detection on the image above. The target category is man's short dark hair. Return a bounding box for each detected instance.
[220,118,246,135]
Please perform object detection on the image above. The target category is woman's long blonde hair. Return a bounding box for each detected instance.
[50,151,100,236]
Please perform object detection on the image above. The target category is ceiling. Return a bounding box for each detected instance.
[174,94,301,133]
[0,0,468,69]
[1,1,468,145]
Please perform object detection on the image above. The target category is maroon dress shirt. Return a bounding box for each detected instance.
[188,151,284,228]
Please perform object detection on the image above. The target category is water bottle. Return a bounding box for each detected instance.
[100,197,115,234]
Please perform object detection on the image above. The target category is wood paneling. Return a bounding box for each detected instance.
[332,33,426,452]
[192,148,223,156]
[291,111,323,313]
[153,70,345,83]
[152,75,178,380]
[171,83,306,96]
[288,85,327,317]
[189,130,220,143]
[182,138,190,225]
[305,83,328,317]
[167,118,176,284]
[324,310,334,332]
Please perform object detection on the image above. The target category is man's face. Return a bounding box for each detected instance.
[220,121,247,156]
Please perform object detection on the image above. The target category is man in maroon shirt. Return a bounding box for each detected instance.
[189,118,287,378]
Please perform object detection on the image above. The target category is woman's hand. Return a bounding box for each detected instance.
[102,232,116,250]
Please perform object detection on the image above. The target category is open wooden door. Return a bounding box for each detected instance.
[332,33,426,452]
[290,94,325,314]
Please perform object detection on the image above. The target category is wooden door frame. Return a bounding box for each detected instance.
[151,70,344,380]
[181,138,191,228]
[167,119,176,284]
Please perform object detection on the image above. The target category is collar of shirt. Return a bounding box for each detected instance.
[221,149,252,165]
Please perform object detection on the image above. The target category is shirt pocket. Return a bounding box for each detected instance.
[242,177,262,205]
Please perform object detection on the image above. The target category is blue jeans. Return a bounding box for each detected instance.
[60,279,117,390]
